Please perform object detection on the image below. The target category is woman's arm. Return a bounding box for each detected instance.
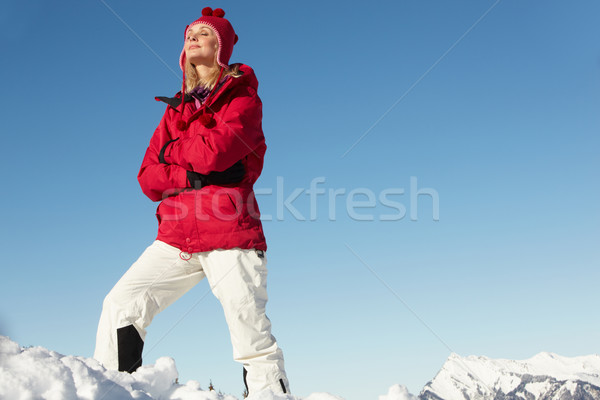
[137,112,190,202]
[162,86,264,175]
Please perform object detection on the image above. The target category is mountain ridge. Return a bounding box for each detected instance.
[418,352,600,400]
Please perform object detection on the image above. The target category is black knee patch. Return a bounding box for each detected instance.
[117,325,144,373]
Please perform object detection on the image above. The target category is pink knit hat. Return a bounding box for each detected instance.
[179,7,238,70]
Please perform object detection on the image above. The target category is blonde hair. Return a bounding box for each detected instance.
[184,61,242,93]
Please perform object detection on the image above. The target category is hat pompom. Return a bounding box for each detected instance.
[199,113,213,126]
[213,8,225,18]
[201,7,213,16]
[176,119,188,131]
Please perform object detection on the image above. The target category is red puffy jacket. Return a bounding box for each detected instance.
[137,64,267,253]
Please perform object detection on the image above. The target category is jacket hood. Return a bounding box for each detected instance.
[235,64,258,91]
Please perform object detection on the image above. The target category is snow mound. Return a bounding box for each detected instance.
[0,335,342,400]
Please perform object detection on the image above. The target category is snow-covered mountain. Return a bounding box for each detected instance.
[419,352,600,400]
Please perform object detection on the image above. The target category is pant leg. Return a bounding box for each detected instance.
[94,240,205,371]
[200,248,289,395]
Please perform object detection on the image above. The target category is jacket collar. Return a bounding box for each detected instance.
[155,93,193,109]
[155,65,251,112]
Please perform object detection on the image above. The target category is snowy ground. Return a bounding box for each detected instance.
[0,335,414,400]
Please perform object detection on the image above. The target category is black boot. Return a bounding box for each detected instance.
[242,367,288,396]
[243,367,249,397]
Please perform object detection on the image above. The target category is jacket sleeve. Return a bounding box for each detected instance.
[162,86,264,175]
[137,111,190,202]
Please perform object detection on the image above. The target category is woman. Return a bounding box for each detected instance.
[93,7,290,396]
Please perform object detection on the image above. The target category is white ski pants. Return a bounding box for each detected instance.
[94,240,289,394]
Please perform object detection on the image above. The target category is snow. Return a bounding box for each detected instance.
[3,334,599,400]
[524,381,550,398]
[0,336,346,400]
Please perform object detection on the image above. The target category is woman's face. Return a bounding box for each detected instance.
[185,24,218,66]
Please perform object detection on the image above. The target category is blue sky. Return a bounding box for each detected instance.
[1,1,599,399]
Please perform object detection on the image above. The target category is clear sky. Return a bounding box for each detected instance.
[1,1,599,399]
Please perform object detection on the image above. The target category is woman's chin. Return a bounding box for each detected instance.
[186,53,215,66]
